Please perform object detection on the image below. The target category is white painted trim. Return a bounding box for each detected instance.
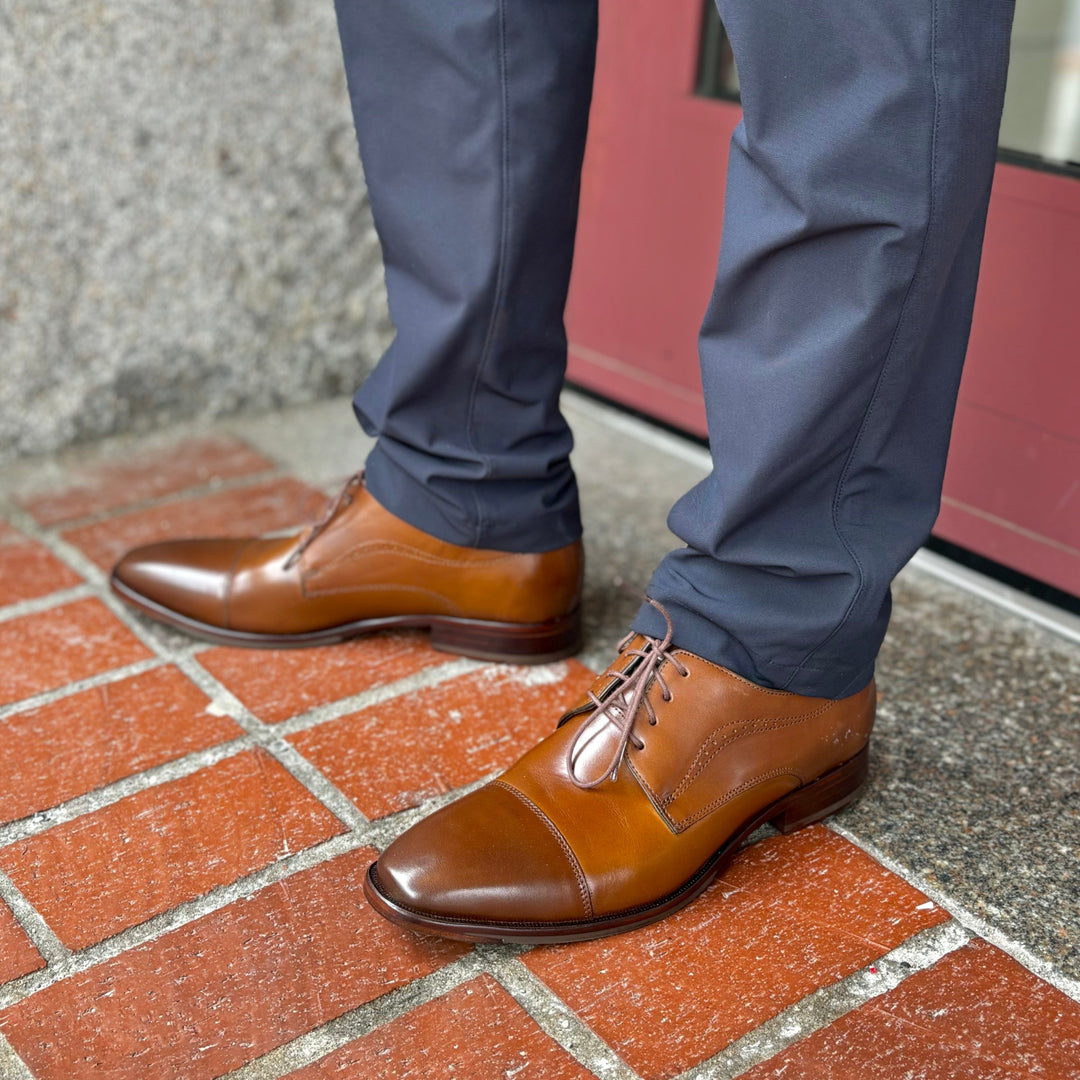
[908,548,1080,647]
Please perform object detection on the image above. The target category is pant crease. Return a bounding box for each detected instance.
[782,0,942,691]
[463,0,513,547]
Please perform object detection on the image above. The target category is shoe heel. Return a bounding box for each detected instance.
[770,747,869,835]
[428,608,582,665]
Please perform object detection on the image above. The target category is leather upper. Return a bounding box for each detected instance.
[374,639,876,924]
[111,482,584,633]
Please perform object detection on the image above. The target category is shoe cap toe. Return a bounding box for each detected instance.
[112,538,248,627]
[374,782,590,925]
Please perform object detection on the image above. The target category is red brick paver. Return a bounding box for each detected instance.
[199,632,448,725]
[0,901,44,985]
[0,665,242,824]
[287,974,591,1080]
[0,750,345,950]
[16,435,274,526]
[718,824,950,950]
[740,937,1080,1080]
[62,476,326,570]
[0,598,153,707]
[3,439,1075,1080]
[0,538,82,607]
[523,826,949,1080]
[290,661,596,818]
[0,848,468,1080]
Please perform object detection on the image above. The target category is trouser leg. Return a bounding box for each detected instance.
[634,0,1016,698]
[332,0,597,552]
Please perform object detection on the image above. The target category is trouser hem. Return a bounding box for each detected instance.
[363,442,583,555]
[631,596,876,700]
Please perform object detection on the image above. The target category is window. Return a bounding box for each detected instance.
[696,0,1080,173]
[695,4,739,102]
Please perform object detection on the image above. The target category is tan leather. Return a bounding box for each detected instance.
[372,637,875,928]
[111,481,583,635]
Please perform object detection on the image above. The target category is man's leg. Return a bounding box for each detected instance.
[110,1,597,661]
[634,0,1016,698]
[364,0,1018,943]
[333,0,598,553]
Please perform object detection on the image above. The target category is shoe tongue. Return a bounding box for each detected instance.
[619,634,651,657]
[596,634,649,687]
[554,634,651,730]
[600,635,652,688]
[295,480,367,565]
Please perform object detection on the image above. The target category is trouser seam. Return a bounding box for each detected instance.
[463,0,513,548]
[781,0,941,690]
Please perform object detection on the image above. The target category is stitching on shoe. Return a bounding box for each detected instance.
[492,780,594,919]
[299,579,465,614]
[669,703,834,803]
[625,758,681,836]
[674,768,804,832]
[222,539,255,631]
[308,540,524,580]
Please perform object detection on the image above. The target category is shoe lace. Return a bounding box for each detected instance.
[283,471,364,571]
[566,598,688,789]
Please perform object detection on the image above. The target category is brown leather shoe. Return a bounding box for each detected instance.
[364,601,875,943]
[110,474,583,663]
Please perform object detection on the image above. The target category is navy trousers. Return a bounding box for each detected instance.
[333,0,1015,698]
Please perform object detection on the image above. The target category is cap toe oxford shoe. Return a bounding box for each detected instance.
[365,603,876,944]
[110,474,583,664]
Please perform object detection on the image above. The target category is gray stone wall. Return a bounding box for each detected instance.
[0,0,390,462]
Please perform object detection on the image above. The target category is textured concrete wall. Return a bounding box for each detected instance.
[0,0,390,462]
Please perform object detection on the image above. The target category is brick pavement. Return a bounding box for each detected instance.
[0,435,1077,1079]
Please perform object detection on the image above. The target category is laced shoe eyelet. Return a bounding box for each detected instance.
[648,718,657,726]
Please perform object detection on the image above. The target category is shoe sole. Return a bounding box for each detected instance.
[109,575,582,665]
[363,746,869,944]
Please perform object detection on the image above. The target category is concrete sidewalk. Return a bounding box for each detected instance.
[0,390,1077,1079]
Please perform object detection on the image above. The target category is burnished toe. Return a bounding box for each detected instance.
[111,538,250,628]
[371,782,590,925]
